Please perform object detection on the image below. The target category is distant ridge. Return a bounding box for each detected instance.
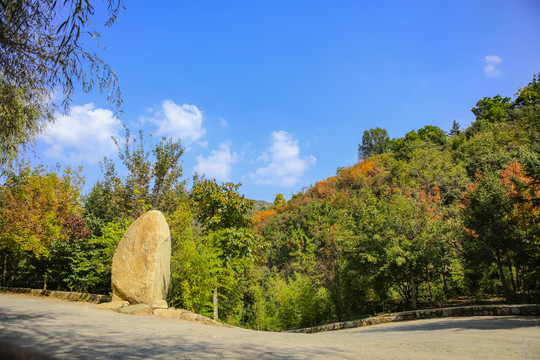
[250,200,272,216]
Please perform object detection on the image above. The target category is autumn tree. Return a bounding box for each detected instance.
[0,164,84,289]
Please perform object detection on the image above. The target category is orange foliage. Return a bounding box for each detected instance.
[499,160,540,230]
[337,159,378,189]
[309,176,337,199]
[306,159,381,201]
[252,208,277,232]
[253,208,277,224]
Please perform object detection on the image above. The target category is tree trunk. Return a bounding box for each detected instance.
[42,260,48,291]
[522,253,527,303]
[213,287,218,320]
[515,263,521,293]
[410,268,417,310]
[442,261,447,293]
[426,264,433,300]
[2,252,7,286]
[495,250,511,301]
[335,270,343,322]
[508,263,517,294]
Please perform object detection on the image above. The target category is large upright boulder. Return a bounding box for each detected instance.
[111,210,171,305]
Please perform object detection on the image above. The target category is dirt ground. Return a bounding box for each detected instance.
[0,293,539,359]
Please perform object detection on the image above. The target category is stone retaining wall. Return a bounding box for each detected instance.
[286,304,540,333]
[0,286,111,304]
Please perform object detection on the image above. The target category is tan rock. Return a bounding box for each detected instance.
[181,312,199,322]
[151,300,168,310]
[111,210,171,305]
[119,304,152,315]
[153,308,190,319]
[97,301,130,310]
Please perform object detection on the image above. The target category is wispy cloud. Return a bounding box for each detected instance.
[194,142,238,181]
[219,117,228,128]
[484,55,502,78]
[149,100,206,143]
[251,131,316,187]
[40,103,122,163]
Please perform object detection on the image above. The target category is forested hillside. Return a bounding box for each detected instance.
[1,75,538,331]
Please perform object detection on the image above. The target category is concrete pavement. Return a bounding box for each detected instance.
[0,293,539,359]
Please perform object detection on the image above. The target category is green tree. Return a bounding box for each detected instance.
[358,127,390,159]
[513,74,540,108]
[166,203,223,316]
[449,120,461,137]
[466,95,513,139]
[190,179,253,234]
[472,95,512,123]
[389,130,422,160]
[0,0,124,168]
[190,178,263,320]
[0,0,123,112]
[379,190,438,309]
[83,181,118,237]
[273,193,286,208]
[0,77,52,169]
[99,125,185,219]
[405,145,468,202]
[461,172,515,300]
[417,125,447,148]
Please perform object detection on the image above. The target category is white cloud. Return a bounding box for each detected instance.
[40,103,122,163]
[484,55,502,78]
[251,131,316,187]
[150,100,205,143]
[194,142,238,181]
[219,117,228,128]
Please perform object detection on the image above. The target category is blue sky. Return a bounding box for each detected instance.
[35,0,540,202]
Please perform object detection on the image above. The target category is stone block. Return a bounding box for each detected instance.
[151,300,168,310]
[97,301,130,310]
[119,304,152,315]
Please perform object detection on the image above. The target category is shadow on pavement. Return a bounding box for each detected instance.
[0,302,347,359]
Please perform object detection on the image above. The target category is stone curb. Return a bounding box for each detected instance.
[0,286,111,304]
[285,304,540,333]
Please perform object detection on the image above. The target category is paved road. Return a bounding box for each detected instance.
[0,293,539,359]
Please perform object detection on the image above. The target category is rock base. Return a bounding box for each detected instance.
[96,301,130,310]
[119,304,153,315]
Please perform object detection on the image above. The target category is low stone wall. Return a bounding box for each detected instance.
[286,304,540,334]
[0,286,111,304]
